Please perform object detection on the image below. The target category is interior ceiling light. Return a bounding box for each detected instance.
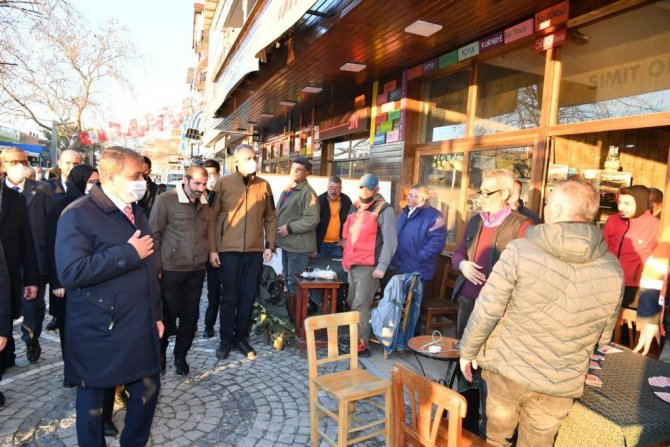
[405,19,443,37]
[279,100,296,106]
[302,86,323,94]
[260,113,274,118]
[340,62,367,72]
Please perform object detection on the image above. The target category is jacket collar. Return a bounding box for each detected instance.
[176,182,208,205]
[91,184,126,214]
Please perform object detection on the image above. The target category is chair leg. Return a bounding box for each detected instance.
[338,399,349,447]
[309,382,319,447]
[384,388,393,447]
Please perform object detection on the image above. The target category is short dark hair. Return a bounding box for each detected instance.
[142,156,152,168]
[203,159,221,174]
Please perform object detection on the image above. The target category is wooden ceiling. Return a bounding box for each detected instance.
[213,0,621,138]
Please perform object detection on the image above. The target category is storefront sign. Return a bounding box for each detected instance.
[480,30,505,53]
[458,41,479,61]
[386,129,400,143]
[383,80,397,92]
[535,1,569,32]
[407,64,423,80]
[376,92,388,106]
[378,121,393,133]
[375,113,388,125]
[439,50,458,68]
[0,125,20,143]
[387,110,401,121]
[319,108,369,141]
[423,59,438,74]
[534,28,567,52]
[388,88,402,102]
[373,133,386,145]
[505,18,534,44]
[380,101,398,113]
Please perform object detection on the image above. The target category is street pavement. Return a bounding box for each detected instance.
[0,287,449,446]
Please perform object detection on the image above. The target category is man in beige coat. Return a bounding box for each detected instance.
[460,179,624,447]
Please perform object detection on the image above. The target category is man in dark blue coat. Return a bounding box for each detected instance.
[391,184,447,285]
[56,146,163,446]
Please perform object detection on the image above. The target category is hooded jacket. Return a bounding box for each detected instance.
[460,222,623,398]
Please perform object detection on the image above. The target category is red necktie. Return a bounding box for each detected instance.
[123,205,135,226]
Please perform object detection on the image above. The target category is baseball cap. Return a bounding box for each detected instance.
[292,156,312,172]
[359,173,379,189]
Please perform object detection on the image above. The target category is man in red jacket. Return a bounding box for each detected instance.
[603,185,659,308]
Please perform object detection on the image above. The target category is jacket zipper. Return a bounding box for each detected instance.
[616,220,630,259]
[243,184,249,251]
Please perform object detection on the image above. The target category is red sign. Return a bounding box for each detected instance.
[407,65,423,80]
[505,18,534,44]
[534,29,567,52]
[535,1,569,32]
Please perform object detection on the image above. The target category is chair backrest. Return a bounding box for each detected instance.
[401,274,420,334]
[304,311,360,381]
[391,363,467,446]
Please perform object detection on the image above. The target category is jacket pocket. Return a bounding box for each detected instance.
[83,291,118,330]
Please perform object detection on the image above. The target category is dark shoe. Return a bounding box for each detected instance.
[0,390,4,407]
[26,340,41,363]
[216,340,232,360]
[103,421,119,437]
[235,340,257,360]
[45,317,58,332]
[174,357,190,376]
[307,300,318,316]
[63,379,76,388]
[203,326,215,338]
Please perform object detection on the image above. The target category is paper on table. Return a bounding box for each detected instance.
[590,354,605,361]
[648,376,670,388]
[598,345,623,354]
[653,392,670,403]
[585,374,602,387]
[589,361,602,370]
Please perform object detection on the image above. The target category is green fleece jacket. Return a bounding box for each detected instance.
[275,179,320,253]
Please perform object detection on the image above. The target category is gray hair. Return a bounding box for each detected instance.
[550,179,599,222]
[98,146,143,180]
[482,169,515,197]
[409,183,430,204]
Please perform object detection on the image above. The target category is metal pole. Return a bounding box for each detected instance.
[50,120,58,168]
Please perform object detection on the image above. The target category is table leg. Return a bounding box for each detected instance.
[329,287,337,314]
[295,288,305,347]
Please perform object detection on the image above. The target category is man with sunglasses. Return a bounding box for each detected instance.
[451,168,531,437]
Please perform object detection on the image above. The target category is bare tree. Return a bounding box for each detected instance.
[0,1,136,133]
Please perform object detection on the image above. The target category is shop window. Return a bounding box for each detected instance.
[418,152,464,245]
[329,136,370,178]
[422,69,470,143]
[475,47,545,135]
[466,147,533,220]
[558,2,670,124]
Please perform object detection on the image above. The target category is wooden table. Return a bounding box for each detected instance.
[407,335,461,388]
[554,346,670,446]
[293,274,341,352]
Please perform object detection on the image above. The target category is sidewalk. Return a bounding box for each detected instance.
[0,289,453,446]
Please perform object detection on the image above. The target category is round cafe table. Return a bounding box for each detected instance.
[407,335,461,388]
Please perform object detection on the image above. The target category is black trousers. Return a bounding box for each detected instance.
[160,270,205,359]
[204,262,222,329]
[217,252,263,344]
[20,277,47,345]
[76,376,159,447]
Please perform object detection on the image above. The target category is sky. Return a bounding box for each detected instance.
[71,0,195,128]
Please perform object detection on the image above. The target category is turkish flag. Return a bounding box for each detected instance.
[78,131,91,145]
[97,129,107,142]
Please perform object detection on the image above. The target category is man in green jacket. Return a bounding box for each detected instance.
[276,157,320,295]
[459,179,623,447]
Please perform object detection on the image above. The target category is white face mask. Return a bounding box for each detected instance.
[116,179,147,204]
[6,165,28,183]
[238,159,257,176]
[206,177,217,190]
[85,182,94,194]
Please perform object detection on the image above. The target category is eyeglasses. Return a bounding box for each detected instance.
[4,160,29,167]
[477,190,501,198]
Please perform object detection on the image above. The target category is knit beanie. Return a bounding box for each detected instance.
[621,185,650,218]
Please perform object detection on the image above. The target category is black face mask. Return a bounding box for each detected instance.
[359,195,373,204]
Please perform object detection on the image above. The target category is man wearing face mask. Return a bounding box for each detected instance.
[208,144,276,361]
[1,148,53,364]
[138,156,161,218]
[341,173,397,357]
[55,146,163,446]
[150,166,209,375]
[202,159,222,338]
[604,185,659,308]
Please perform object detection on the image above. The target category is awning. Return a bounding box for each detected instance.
[0,141,46,154]
[211,0,317,109]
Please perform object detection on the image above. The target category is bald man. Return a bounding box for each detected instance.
[47,150,81,202]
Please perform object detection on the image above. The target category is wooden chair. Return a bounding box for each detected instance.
[305,311,393,446]
[419,256,458,335]
[391,363,490,446]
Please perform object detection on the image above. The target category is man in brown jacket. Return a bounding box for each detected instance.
[460,180,624,447]
[208,144,276,360]
[150,166,209,376]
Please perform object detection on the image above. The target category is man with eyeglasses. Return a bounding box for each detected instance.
[451,168,531,437]
[1,149,53,364]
